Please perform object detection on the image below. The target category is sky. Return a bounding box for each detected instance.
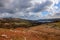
[0,0,60,20]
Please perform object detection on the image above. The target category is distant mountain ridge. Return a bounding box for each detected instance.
[36,18,60,23]
[0,18,60,28]
[0,18,60,23]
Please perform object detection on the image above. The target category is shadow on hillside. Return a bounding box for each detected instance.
[0,22,42,29]
[0,18,60,29]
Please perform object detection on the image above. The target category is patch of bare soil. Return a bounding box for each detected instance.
[0,25,60,40]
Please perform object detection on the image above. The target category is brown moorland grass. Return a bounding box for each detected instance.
[0,24,60,40]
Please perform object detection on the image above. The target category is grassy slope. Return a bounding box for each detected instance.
[0,18,60,29]
[0,18,60,40]
[0,18,34,28]
[45,22,60,29]
[0,24,60,40]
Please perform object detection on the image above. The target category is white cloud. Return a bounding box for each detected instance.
[0,13,12,18]
[0,0,60,20]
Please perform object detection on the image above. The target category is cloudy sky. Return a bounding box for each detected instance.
[0,0,60,20]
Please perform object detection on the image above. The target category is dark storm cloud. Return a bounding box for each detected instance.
[0,0,53,14]
[31,1,53,13]
[0,0,32,13]
[0,0,60,20]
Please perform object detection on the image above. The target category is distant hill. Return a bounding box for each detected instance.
[36,18,60,23]
[0,18,41,28]
[0,18,60,29]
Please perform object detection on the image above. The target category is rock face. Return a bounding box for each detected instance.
[0,25,60,40]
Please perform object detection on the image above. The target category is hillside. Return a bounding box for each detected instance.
[0,18,40,28]
[0,23,60,40]
[0,18,60,40]
[0,18,60,29]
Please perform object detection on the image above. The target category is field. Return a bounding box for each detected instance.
[0,18,60,40]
